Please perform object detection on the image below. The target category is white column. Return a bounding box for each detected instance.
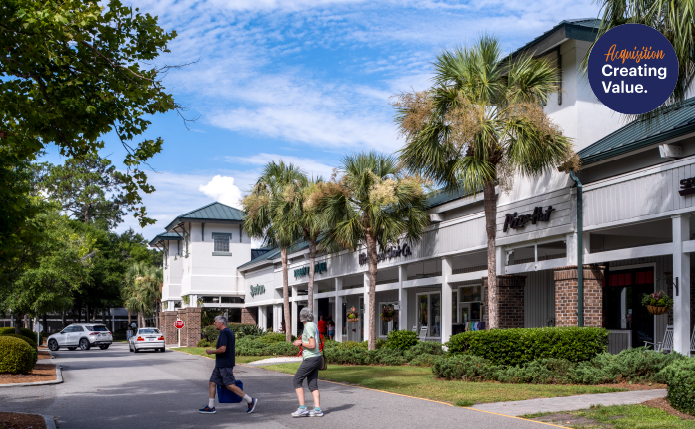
[291,286,298,337]
[672,214,691,355]
[335,278,343,342]
[398,265,408,331]
[363,272,370,343]
[495,247,505,275]
[259,306,267,330]
[111,309,115,332]
[566,233,577,266]
[441,257,453,344]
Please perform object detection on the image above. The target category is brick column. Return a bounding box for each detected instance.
[241,307,258,325]
[483,275,526,329]
[163,311,178,345]
[553,265,604,327]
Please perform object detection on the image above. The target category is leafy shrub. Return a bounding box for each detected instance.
[432,355,496,381]
[257,333,287,344]
[1,333,37,350]
[403,341,443,361]
[573,348,683,384]
[387,330,419,350]
[239,324,266,338]
[266,342,297,356]
[323,339,339,350]
[368,348,407,366]
[228,323,259,337]
[197,339,211,347]
[0,336,35,374]
[447,327,608,366]
[325,348,370,365]
[202,326,219,342]
[660,358,695,416]
[0,327,42,346]
[408,354,439,367]
[496,359,576,384]
[337,341,367,350]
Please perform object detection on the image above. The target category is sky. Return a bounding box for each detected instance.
[42,0,602,242]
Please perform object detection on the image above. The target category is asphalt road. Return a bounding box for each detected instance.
[0,343,559,429]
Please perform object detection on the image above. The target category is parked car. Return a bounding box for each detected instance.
[47,323,113,351]
[128,328,165,353]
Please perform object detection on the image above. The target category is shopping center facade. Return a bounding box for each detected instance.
[157,19,695,355]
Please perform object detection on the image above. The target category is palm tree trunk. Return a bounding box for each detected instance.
[307,238,317,312]
[85,303,90,323]
[483,180,499,329]
[365,231,378,351]
[127,309,132,327]
[281,247,292,342]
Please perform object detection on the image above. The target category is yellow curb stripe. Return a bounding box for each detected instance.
[250,364,568,429]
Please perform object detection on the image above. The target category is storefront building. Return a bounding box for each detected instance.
[238,19,694,356]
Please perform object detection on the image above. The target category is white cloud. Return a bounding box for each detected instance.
[199,175,243,208]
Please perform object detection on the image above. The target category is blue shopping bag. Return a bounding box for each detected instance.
[217,380,243,403]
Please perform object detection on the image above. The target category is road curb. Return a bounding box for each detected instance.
[0,365,63,388]
[43,415,57,429]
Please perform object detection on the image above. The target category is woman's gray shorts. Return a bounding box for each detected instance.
[293,356,322,391]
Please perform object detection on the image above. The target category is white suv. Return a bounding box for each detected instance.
[47,323,113,351]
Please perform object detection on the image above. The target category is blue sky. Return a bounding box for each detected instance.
[43,0,601,240]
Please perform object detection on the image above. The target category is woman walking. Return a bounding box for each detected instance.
[327,319,335,341]
[291,307,323,417]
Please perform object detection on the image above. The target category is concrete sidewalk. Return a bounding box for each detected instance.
[471,388,667,416]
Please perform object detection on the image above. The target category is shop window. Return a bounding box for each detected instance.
[537,241,566,261]
[456,285,483,326]
[416,292,441,338]
[379,302,399,337]
[201,296,220,304]
[221,297,244,304]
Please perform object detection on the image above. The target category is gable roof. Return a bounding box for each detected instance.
[149,232,182,247]
[578,97,695,165]
[238,241,311,270]
[165,202,244,231]
[509,18,600,59]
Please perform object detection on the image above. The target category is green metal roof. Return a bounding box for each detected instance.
[579,97,695,165]
[149,232,182,247]
[238,241,311,270]
[509,18,600,59]
[425,187,477,209]
[165,202,244,231]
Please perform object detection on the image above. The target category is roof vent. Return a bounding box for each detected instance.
[659,144,683,159]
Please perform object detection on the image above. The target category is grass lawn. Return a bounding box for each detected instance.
[172,347,271,364]
[261,364,628,405]
[524,404,695,428]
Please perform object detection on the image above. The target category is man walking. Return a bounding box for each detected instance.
[199,315,258,414]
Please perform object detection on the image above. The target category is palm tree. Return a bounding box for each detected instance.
[122,262,162,327]
[243,161,307,342]
[310,152,430,350]
[394,36,574,329]
[588,0,695,115]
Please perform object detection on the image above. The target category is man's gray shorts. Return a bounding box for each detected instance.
[210,367,236,386]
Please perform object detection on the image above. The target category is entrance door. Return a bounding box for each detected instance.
[604,268,655,348]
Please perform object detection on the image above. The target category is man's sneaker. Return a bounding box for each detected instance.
[310,409,324,417]
[247,398,258,414]
[199,406,216,414]
[291,407,310,417]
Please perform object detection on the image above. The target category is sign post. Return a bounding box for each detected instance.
[175,319,184,347]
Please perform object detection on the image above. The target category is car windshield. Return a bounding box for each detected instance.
[139,329,160,334]
[88,325,109,332]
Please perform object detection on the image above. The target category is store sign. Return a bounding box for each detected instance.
[359,243,412,266]
[293,262,327,279]
[503,206,555,232]
[250,284,266,297]
[679,177,695,196]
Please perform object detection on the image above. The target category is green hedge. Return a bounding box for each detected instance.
[0,336,35,374]
[660,358,695,416]
[0,327,42,346]
[447,327,608,365]
[386,330,419,350]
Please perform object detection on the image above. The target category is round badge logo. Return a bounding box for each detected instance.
[588,24,678,115]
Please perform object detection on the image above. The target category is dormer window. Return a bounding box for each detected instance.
[213,233,231,252]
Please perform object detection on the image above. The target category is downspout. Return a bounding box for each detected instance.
[569,171,583,327]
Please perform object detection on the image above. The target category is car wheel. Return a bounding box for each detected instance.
[99,345,109,350]
[160,348,166,353]
[79,338,91,350]
[129,344,134,353]
[48,339,59,351]
[133,346,139,353]
[67,347,77,351]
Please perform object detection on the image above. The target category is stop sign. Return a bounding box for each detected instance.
[175,320,185,329]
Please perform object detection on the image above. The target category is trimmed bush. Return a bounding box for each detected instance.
[257,333,287,344]
[0,327,42,346]
[387,330,419,350]
[337,341,367,350]
[1,333,37,350]
[659,358,695,416]
[432,355,497,381]
[197,339,211,347]
[447,327,608,366]
[238,324,266,338]
[408,354,439,367]
[573,348,683,384]
[368,348,407,366]
[202,326,219,342]
[0,336,35,374]
[496,359,576,384]
[403,341,443,361]
[325,348,370,365]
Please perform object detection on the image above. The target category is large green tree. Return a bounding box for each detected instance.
[243,161,308,342]
[311,152,430,350]
[1,0,185,227]
[394,36,574,329]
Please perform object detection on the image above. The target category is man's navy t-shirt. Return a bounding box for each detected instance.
[215,327,235,368]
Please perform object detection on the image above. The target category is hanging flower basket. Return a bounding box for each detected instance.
[347,306,359,322]
[348,318,360,323]
[641,291,673,315]
[380,305,394,322]
[381,316,393,322]
[646,305,669,315]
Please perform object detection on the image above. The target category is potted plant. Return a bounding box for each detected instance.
[642,290,674,315]
[347,306,359,322]
[380,305,394,322]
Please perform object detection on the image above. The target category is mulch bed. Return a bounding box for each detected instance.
[0,412,46,429]
[642,397,695,420]
[0,364,56,385]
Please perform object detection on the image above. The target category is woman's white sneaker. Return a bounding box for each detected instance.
[291,407,310,417]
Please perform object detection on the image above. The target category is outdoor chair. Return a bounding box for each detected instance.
[644,325,673,353]
[690,325,695,356]
[419,326,428,341]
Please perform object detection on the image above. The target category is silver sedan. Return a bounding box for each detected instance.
[128,328,165,353]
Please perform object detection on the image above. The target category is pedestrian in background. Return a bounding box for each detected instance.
[317,315,327,338]
[327,320,335,341]
[199,315,258,414]
[291,307,323,417]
